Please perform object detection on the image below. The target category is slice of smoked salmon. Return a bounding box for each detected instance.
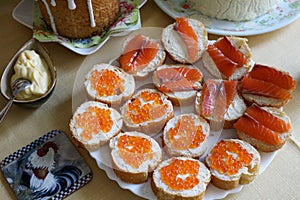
[207,45,238,78]
[223,80,238,108]
[156,66,202,82]
[248,64,296,90]
[234,115,282,145]
[240,76,292,100]
[155,66,203,93]
[214,36,248,67]
[119,34,159,74]
[246,104,291,133]
[174,17,199,63]
[201,79,237,119]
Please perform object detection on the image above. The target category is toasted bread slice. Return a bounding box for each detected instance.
[195,79,247,129]
[84,63,135,107]
[162,113,210,158]
[234,104,292,152]
[152,156,211,200]
[205,139,261,190]
[119,33,166,78]
[240,63,296,108]
[70,101,123,151]
[109,131,162,183]
[120,88,174,136]
[153,64,203,106]
[162,17,208,64]
[202,36,254,80]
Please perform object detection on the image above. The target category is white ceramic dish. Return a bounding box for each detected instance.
[12,0,146,55]
[71,27,276,200]
[153,0,300,36]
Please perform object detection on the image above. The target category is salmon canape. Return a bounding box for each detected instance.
[120,88,174,135]
[153,64,203,105]
[202,36,253,80]
[109,131,162,183]
[195,79,246,128]
[234,104,292,152]
[70,101,123,151]
[205,139,260,190]
[162,17,208,64]
[162,113,210,158]
[119,33,166,78]
[152,157,211,200]
[84,63,135,106]
[240,63,296,107]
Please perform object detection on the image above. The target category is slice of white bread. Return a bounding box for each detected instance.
[162,17,208,64]
[119,33,166,78]
[162,113,210,158]
[120,88,174,136]
[153,64,203,106]
[234,105,292,152]
[84,63,135,107]
[70,101,123,151]
[152,156,211,200]
[240,64,296,108]
[202,36,254,80]
[109,131,162,183]
[205,139,261,190]
[195,79,247,129]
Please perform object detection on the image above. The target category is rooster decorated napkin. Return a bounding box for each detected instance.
[1,130,92,200]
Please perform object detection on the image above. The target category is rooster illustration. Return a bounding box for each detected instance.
[22,141,82,199]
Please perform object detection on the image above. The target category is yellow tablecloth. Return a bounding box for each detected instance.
[0,1,300,199]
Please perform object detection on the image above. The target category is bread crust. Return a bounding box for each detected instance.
[120,89,174,136]
[153,64,203,106]
[202,36,254,80]
[84,63,135,107]
[152,157,211,200]
[120,34,166,78]
[162,113,210,158]
[235,106,292,152]
[195,86,246,129]
[162,18,208,64]
[70,101,123,151]
[109,131,162,183]
[205,139,261,190]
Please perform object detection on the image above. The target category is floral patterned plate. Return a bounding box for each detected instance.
[153,0,300,36]
[13,0,147,55]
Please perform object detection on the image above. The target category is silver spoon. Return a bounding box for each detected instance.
[0,79,31,123]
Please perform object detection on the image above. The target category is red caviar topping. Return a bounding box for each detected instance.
[168,116,205,150]
[127,91,167,124]
[160,159,200,190]
[117,135,153,168]
[75,106,112,141]
[90,69,124,97]
[209,140,253,175]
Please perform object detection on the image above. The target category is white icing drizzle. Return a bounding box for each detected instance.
[67,0,76,10]
[41,0,57,34]
[50,0,56,6]
[87,0,96,27]
[41,0,96,36]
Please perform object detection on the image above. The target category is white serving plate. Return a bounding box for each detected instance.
[153,0,300,36]
[71,27,276,200]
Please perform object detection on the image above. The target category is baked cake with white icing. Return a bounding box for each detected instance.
[37,0,120,38]
[189,0,282,21]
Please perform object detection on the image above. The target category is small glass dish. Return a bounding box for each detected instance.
[0,38,57,108]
